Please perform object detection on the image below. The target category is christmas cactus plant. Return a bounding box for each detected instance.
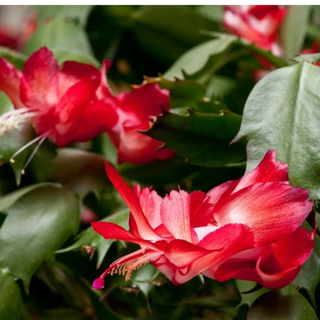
[0,5,320,320]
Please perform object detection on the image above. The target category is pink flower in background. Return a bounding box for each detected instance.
[224,5,287,56]
[0,47,118,147]
[98,62,175,165]
[92,150,314,290]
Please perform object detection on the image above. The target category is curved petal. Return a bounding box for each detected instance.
[119,83,170,122]
[271,226,315,267]
[233,150,289,193]
[213,182,312,245]
[256,250,301,289]
[165,224,254,284]
[20,47,59,111]
[96,59,114,99]
[161,190,197,243]
[91,221,159,250]
[134,185,163,229]
[189,191,213,227]
[0,57,24,109]
[105,162,162,241]
[57,77,99,125]
[59,60,101,98]
[55,99,118,146]
[207,180,237,209]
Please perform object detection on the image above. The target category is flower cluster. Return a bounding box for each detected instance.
[92,150,314,290]
[0,47,173,165]
[223,5,287,56]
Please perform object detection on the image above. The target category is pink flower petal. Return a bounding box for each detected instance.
[213,182,312,245]
[233,150,289,193]
[20,47,59,111]
[56,99,118,146]
[256,250,301,289]
[119,83,170,121]
[134,185,163,229]
[59,60,101,98]
[189,191,214,227]
[0,57,24,109]
[161,190,197,243]
[169,224,254,284]
[105,162,162,241]
[271,226,315,267]
[91,221,159,250]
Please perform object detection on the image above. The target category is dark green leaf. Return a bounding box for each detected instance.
[279,6,311,60]
[0,46,27,70]
[24,19,93,56]
[147,110,246,167]
[133,6,221,65]
[38,309,89,320]
[58,209,129,268]
[0,182,59,213]
[52,148,108,199]
[236,280,270,307]
[205,75,237,98]
[247,286,317,320]
[0,268,22,320]
[234,62,320,199]
[146,76,207,109]
[119,156,196,185]
[164,36,236,80]
[34,5,93,28]
[0,185,79,285]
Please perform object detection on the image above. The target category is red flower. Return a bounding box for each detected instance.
[92,150,314,290]
[224,5,287,56]
[0,47,118,147]
[98,62,175,165]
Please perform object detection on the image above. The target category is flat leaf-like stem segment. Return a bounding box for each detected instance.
[0,185,79,285]
[147,110,246,167]
[234,61,320,199]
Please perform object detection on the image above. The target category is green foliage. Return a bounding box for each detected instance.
[279,6,311,60]
[147,109,246,167]
[24,19,94,57]
[164,36,236,80]
[58,209,129,268]
[234,61,320,199]
[0,185,79,285]
[247,286,317,319]
[0,268,22,320]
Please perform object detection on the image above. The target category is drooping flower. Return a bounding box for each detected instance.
[0,47,118,149]
[223,5,287,56]
[97,62,175,165]
[92,150,314,290]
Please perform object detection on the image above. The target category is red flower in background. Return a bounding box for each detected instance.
[0,47,118,147]
[92,150,314,290]
[98,62,175,165]
[0,13,36,51]
[224,5,287,56]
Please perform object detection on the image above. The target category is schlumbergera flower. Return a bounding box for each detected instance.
[98,62,175,165]
[223,5,287,56]
[0,47,118,149]
[92,150,315,290]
